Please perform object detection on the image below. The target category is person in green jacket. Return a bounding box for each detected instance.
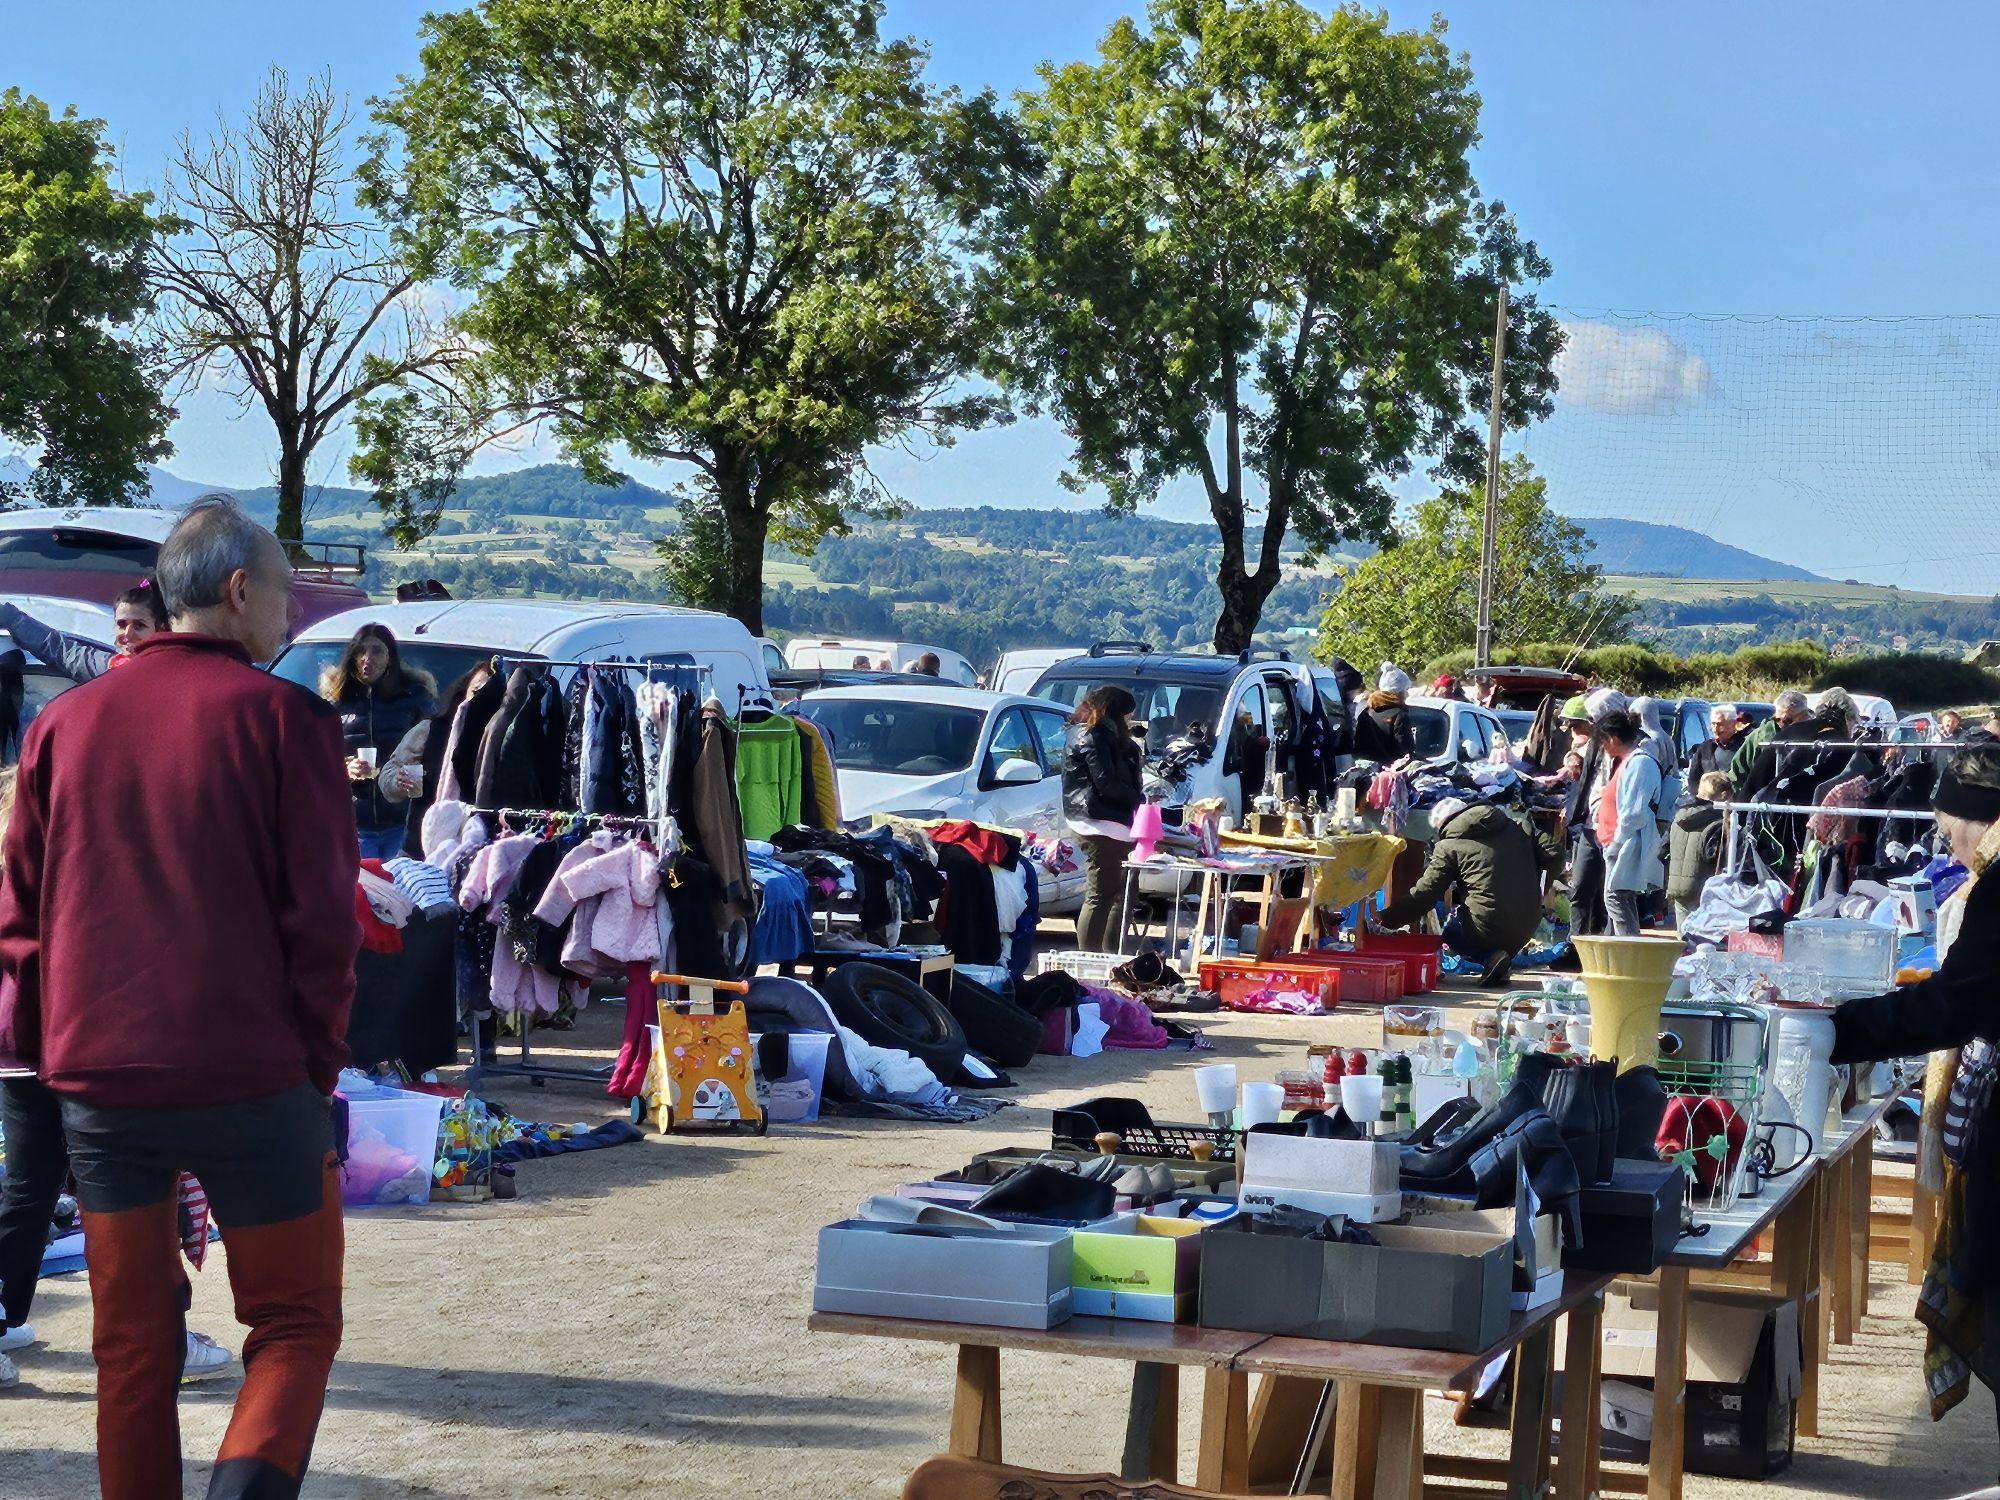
[1375,797,1567,987]
[1730,688,1808,785]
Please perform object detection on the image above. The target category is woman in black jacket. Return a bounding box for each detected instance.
[319,625,437,859]
[1063,685,1145,952]
[1830,745,2000,1469]
[1352,662,1417,763]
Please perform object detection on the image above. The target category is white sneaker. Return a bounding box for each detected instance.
[0,1351,16,1389]
[181,1330,236,1383]
[0,1323,34,1353]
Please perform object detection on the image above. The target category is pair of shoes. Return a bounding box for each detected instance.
[1466,1110,1584,1243]
[0,1323,35,1354]
[1400,1051,1560,1183]
[1613,1066,1671,1161]
[181,1330,237,1384]
[1112,1163,1179,1198]
[1477,951,1514,987]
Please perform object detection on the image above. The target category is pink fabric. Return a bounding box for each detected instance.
[1037,1006,1073,1056]
[460,834,564,1015]
[1225,987,1327,1016]
[555,839,661,965]
[608,961,657,1098]
[1078,986,1169,1049]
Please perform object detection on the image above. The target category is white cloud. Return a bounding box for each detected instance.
[1555,319,1716,416]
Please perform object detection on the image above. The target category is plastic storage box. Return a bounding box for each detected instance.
[340,1086,445,1207]
[1195,958,1341,1009]
[1781,918,1896,992]
[1356,931,1444,993]
[1286,950,1407,1003]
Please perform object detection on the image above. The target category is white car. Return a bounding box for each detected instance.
[793,685,1085,912]
[1806,689,1896,735]
[0,593,117,729]
[1404,695,1515,769]
[990,645,1087,696]
[783,636,978,686]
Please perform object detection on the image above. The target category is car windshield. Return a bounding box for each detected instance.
[1408,706,1450,760]
[796,699,984,775]
[1034,674,1224,755]
[0,527,160,575]
[270,641,509,699]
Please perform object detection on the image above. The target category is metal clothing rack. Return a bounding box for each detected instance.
[1718,799,1937,875]
[459,654,714,1091]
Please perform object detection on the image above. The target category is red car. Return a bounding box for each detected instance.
[0,507,367,630]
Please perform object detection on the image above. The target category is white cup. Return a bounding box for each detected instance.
[1194,1064,1238,1117]
[1241,1081,1284,1127]
[1342,1072,1384,1123]
[355,746,379,772]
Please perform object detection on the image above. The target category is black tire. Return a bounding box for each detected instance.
[821,963,968,1077]
[944,973,1042,1069]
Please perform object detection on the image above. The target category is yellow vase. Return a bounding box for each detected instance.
[1571,935,1683,1070]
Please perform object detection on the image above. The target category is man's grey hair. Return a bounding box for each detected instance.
[1773,689,1809,716]
[156,496,271,618]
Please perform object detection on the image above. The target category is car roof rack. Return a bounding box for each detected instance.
[1088,640,1155,657]
[1238,648,1293,664]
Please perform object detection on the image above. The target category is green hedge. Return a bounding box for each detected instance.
[1418,640,1831,703]
[1812,654,2000,712]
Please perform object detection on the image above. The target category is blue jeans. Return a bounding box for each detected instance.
[356,824,407,861]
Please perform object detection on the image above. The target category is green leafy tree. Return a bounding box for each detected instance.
[1316,455,1634,672]
[0,90,173,503]
[977,0,1560,654]
[356,0,1013,632]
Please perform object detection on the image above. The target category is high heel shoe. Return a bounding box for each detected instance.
[1463,1110,1586,1245]
[1400,1051,1561,1182]
[1540,1061,1601,1188]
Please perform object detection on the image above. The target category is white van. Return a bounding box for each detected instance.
[273,599,770,712]
[989,646,1086,696]
[783,636,977,687]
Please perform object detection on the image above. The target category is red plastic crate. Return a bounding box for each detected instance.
[1279,950,1407,1003]
[1355,931,1444,993]
[1195,958,1341,1010]
[1724,928,1783,959]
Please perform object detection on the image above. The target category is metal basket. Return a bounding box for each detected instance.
[1654,1001,1771,1212]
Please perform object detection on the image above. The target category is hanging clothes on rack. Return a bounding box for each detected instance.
[790,712,841,829]
[445,669,508,805]
[735,711,803,841]
[475,666,566,810]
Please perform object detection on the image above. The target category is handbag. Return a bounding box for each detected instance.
[1682,839,1789,945]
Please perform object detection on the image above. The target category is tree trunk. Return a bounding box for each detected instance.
[1211,559,1281,657]
[718,478,769,636]
[273,437,308,556]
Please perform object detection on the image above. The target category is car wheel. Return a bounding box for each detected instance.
[821,963,968,1077]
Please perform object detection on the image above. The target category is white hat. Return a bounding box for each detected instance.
[1430,796,1472,830]
[1586,687,1630,720]
[1378,661,1412,695]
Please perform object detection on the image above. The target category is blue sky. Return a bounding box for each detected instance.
[9,1,2000,587]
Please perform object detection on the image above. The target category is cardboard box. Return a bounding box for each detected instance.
[1239,1133,1403,1223]
[813,1220,1074,1330]
[1199,1215,1512,1352]
[1071,1214,1205,1322]
[1570,1159,1686,1274]
[1409,1204,1561,1305]
[1557,1280,1800,1478]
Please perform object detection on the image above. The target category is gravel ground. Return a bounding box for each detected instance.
[2,995,1994,1498]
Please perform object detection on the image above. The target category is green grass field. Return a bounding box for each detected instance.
[1605,574,1985,607]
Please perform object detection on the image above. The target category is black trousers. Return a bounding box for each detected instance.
[1569,833,1607,937]
[0,1074,68,1330]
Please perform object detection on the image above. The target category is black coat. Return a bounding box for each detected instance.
[1353,701,1416,764]
[337,679,436,831]
[1834,870,2000,1289]
[1063,720,1143,826]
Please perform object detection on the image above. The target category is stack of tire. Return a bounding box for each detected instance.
[820,963,1042,1074]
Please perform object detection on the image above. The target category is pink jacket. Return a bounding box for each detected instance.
[533,836,662,977]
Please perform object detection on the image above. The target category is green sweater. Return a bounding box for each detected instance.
[1378,804,1567,954]
[1730,717,1778,786]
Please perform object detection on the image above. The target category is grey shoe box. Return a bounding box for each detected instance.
[814,1220,1074,1330]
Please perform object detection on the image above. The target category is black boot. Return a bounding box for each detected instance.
[1591,1060,1619,1182]
[1401,1052,1561,1183]
[1540,1061,1602,1188]
[1463,1109,1586,1245]
[1613,1066,1671,1162]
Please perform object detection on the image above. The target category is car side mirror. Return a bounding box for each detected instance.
[994,757,1042,786]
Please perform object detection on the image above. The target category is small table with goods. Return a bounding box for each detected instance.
[1116,850,1320,965]
[810,1268,1618,1500]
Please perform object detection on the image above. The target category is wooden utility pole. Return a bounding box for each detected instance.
[1475,284,1508,668]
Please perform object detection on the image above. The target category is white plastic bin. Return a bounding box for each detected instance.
[761,1032,832,1123]
[1782,918,1896,991]
[340,1087,445,1207]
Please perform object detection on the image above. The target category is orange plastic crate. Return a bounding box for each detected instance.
[1355,931,1444,993]
[1279,950,1407,1003]
[1195,958,1341,1009]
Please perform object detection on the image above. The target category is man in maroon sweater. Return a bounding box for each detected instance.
[0,496,360,1500]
